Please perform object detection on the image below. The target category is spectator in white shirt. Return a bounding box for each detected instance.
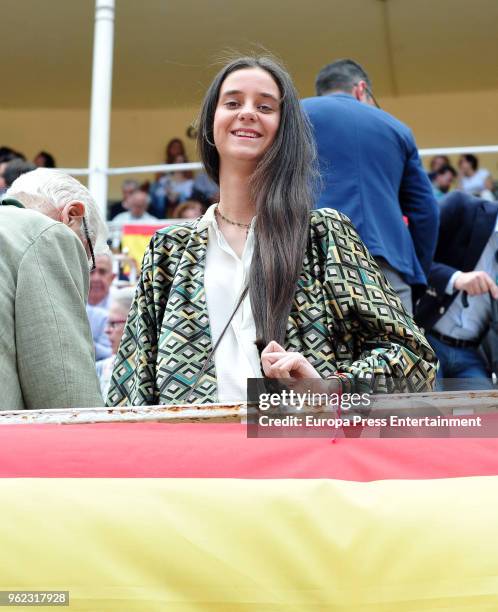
[97,287,135,400]
[86,253,116,360]
[113,189,158,226]
[458,154,495,200]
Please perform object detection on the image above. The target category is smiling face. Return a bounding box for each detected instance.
[213,67,281,168]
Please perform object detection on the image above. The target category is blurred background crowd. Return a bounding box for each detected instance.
[2,140,496,222]
[1,138,497,397]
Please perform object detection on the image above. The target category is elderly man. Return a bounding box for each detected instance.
[1,168,107,410]
[89,253,115,309]
[10,169,112,361]
[108,178,139,220]
[86,253,116,360]
[112,189,157,226]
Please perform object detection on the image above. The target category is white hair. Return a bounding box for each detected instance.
[7,168,108,254]
[5,191,55,213]
[111,286,136,315]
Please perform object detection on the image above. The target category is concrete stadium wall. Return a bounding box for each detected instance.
[1,88,497,199]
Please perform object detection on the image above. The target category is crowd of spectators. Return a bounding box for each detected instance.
[427,153,496,201]
[3,140,493,227]
[0,139,219,225]
[108,138,219,224]
[0,146,56,192]
[0,140,219,377]
[1,108,497,403]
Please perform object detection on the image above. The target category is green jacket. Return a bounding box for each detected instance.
[0,206,103,410]
[107,209,437,406]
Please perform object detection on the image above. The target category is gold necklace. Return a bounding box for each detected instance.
[215,205,252,235]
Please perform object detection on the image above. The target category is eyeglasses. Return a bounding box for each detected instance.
[82,217,96,272]
[364,85,381,110]
[106,320,127,330]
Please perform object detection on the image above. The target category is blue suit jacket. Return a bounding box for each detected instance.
[415,191,498,332]
[302,93,438,289]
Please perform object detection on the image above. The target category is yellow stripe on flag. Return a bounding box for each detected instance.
[120,233,151,271]
[1,477,497,611]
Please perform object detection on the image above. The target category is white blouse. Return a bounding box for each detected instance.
[198,205,262,402]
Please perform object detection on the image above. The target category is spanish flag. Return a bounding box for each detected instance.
[1,423,497,610]
[121,223,169,270]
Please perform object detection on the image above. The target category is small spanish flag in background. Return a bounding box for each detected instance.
[121,223,169,270]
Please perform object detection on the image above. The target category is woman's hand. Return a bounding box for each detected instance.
[261,341,321,379]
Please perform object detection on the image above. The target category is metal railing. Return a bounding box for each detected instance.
[1,390,497,425]
[59,146,498,178]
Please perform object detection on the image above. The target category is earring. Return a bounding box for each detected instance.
[203,131,216,147]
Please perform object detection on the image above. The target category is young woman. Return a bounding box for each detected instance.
[150,139,193,217]
[165,138,186,166]
[107,56,437,406]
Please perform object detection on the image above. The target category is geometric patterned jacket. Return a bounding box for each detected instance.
[107,208,437,406]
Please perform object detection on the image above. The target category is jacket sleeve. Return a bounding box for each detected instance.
[398,129,439,280]
[426,192,465,296]
[106,236,163,406]
[323,212,438,393]
[15,223,103,409]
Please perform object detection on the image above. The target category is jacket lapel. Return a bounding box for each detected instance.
[157,224,217,403]
[464,202,497,271]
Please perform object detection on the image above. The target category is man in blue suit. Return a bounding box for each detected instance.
[416,191,498,388]
[302,59,438,314]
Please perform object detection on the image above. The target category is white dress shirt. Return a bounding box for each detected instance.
[197,205,262,402]
[112,211,158,226]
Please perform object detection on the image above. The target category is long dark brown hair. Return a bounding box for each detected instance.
[197,56,317,350]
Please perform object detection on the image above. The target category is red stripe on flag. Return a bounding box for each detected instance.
[122,223,170,235]
[0,423,497,479]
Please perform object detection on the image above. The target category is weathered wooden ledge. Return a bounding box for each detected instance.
[0,390,497,425]
[0,402,245,425]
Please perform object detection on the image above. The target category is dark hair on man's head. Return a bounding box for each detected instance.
[0,146,14,160]
[436,164,457,178]
[34,150,56,168]
[197,55,317,350]
[0,149,23,164]
[460,154,478,171]
[429,154,450,171]
[3,159,36,187]
[315,59,372,96]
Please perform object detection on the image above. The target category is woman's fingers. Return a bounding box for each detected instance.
[260,351,290,363]
[261,342,287,376]
[261,352,287,376]
[268,353,320,379]
[266,354,300,378]
[262,353,296,377]
[261,342,321,379]
[261,341,286,356]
